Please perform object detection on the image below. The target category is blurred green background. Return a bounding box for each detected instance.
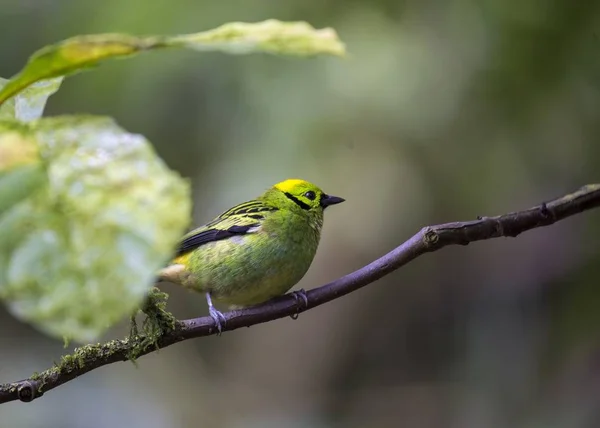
[2,1,600,427]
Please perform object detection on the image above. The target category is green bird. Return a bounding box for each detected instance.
[158,178,345,332]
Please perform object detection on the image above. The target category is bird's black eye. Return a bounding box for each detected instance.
[304,190,316,201]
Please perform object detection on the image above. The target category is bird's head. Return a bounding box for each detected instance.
[269,178,345,213]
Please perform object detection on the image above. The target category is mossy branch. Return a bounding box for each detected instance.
[1,184,600,404]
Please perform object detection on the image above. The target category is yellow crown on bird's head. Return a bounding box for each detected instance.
[274,178,313,193]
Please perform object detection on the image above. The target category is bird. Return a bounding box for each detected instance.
[157,178,345,333]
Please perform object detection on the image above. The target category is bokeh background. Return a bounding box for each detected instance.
[2,1,600,427]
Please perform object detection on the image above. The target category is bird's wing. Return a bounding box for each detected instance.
[216,199,278,218]
[175,200,277,256]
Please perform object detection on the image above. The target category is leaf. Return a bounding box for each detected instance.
[0,116,190,342]
[168,20,346,56]
[0,77,63,121]
[0,125,45,214]
[0,20,346,105]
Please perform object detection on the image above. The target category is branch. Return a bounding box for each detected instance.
[2,184,599,404]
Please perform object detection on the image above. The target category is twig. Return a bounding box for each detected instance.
[1,184,599,404]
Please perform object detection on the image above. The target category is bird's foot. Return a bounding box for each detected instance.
[209,306,227,335]
[290,289,309,320]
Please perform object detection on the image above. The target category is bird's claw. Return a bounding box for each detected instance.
[290,289,309,320]
[209,306,227,335]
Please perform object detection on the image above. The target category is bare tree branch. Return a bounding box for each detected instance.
[1,184,599,404]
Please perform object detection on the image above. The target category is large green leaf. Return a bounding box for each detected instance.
[0,77,63,121]
[0,20,346,105]
[0,117,190,342]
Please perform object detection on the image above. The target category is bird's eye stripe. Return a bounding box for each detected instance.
[284,192,310,210]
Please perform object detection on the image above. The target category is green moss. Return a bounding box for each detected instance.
[29,339,129,393]
[128,287,178,359]
[142,287,176,330]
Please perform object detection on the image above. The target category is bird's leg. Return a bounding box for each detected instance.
[206,291,226,335]
[290,288,309,320]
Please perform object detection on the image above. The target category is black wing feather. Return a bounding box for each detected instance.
[175,224,257,256]
[174,199,275,258]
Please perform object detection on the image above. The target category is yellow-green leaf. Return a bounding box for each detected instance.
[168,20,346,56]
[0,20,346,105]
[0,116,190,342]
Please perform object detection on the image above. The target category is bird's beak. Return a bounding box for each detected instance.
[320,194,345,208]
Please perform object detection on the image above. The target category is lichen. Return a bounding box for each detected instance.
[30,338,129,393]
